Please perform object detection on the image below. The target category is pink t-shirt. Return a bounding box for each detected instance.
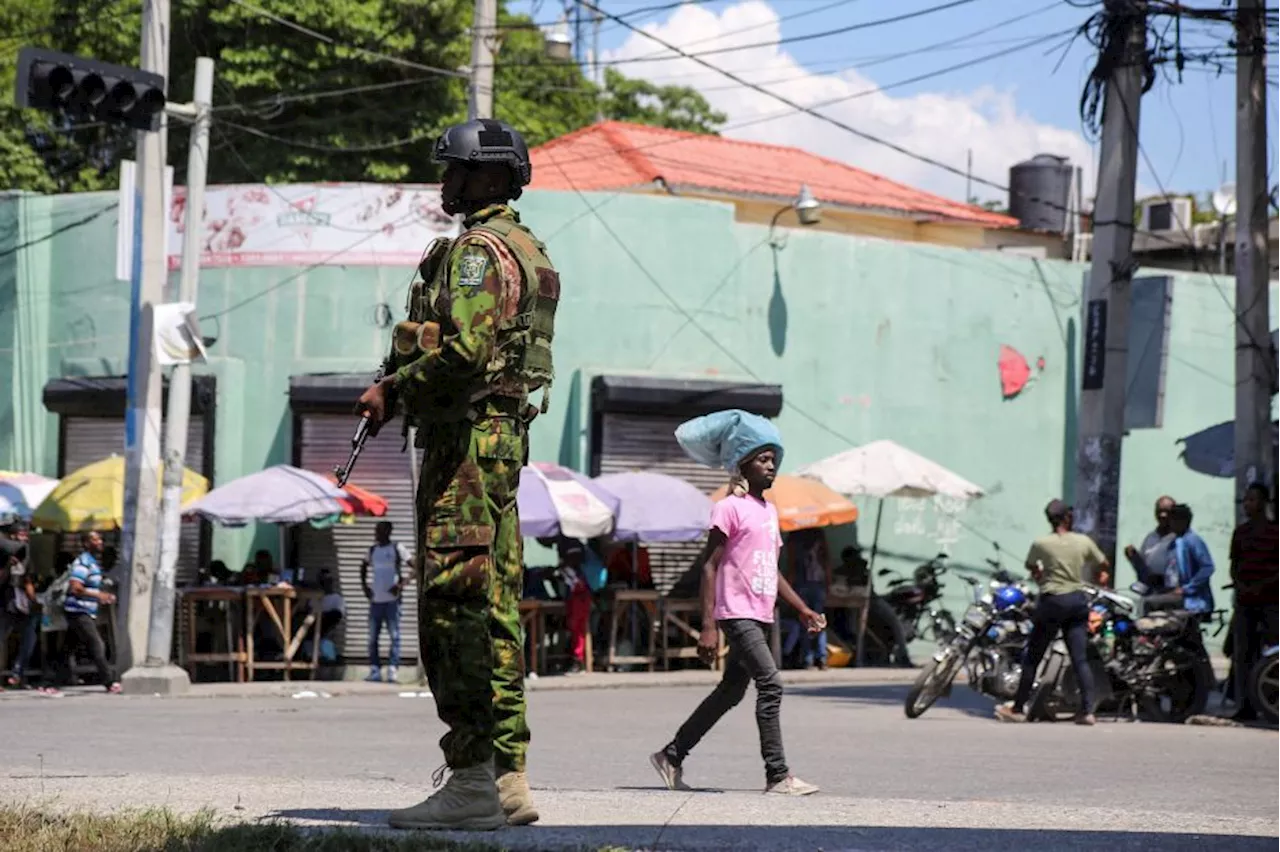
[711,494,782,623]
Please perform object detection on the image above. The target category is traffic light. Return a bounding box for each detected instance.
[15,46,166,132]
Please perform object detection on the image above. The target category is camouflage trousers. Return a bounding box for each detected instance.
[415,410,529,772]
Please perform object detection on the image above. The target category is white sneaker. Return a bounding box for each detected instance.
[765,775,819,796]
[387,666,399,683]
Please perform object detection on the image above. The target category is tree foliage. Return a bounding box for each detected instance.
[0,0,724,193]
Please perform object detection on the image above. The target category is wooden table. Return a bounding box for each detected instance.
[245,586,324,682]
[827,587,872,666]
[518,599,593,675]
[606,589,659,672]
[178,587,248,683]
[659,598,727,670]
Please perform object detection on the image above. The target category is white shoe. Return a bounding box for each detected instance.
[387,666,399,683]
[765,775,819,796]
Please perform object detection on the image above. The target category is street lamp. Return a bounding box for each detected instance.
[769,183,823,249]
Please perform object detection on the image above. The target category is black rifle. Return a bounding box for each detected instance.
[335,360,392,487]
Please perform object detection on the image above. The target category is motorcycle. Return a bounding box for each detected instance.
[903,569,1035,718]
[1247,644,1279,725]
[877,554,958,648]
[1027,584,1217,723]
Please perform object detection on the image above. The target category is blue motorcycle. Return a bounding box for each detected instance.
[904,569,1036,718]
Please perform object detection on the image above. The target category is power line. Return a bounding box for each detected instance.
[227,0,467,79]
[219,118,435,154]
[0,202,118,260]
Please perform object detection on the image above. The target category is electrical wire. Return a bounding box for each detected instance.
[227,0,467,80]
[219,118,436,154]
[0,202,119,261]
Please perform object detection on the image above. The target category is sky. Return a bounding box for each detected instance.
[510,0,1278,209]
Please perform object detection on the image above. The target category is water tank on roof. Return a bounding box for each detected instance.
[1008,154,1072,232]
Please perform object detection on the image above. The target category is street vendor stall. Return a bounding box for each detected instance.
[796,439,984,664]
[180,465,383,682]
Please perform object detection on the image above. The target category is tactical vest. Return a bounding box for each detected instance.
[393,212,559,423]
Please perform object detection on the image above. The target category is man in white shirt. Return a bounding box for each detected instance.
[361,521,410,683]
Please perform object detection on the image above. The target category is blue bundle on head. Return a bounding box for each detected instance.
[674,409,784,473]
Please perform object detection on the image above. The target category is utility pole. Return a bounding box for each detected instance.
[592,2,603,122]
[117,0,170,673]
[468,0,496,120]
[1073,0,1146,571]
[122,57,215,695]
[1233,0,1273,511]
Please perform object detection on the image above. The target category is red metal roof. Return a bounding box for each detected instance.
[530,121,1018,229]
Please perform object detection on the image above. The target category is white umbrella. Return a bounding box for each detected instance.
[796,439,985,500]
[184,465,348,527]
[797,439,985,665]
[0,472,60,522]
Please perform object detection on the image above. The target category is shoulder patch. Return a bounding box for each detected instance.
[457,252,488,289]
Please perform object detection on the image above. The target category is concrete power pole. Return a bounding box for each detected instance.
[469,0,496,120]
[1233,0,1273,510]
[122,57,215,695]
[1073,0,1146,569]
[117,0,170,673]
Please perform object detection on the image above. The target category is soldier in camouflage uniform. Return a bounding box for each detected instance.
[356,118,558,832]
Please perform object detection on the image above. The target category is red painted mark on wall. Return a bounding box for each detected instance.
[999,345,1045,399]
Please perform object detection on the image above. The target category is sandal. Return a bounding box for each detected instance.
[106,682,122,694]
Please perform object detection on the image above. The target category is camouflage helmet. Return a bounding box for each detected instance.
[433,118,532,197]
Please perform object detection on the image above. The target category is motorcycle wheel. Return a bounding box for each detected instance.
[1140,651,1213,723]
[924,610,957,644]
[1248,652,1279,725]
[904,646,962,719]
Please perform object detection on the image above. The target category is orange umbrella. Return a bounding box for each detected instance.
[711,475,858,532]
[328,478,389,517]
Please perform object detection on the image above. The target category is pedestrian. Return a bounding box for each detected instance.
[357,118,556,831]
[649,409,823,796]
[995,500,1109,726]
[1124,495,1176,592]
[61,531,120,693]
[360,520,409,683]
[556,537,600,676]
[0,521,40,688]
[787,528,829,670]
[1167,503,1216,619]
[1228,483,1278,722]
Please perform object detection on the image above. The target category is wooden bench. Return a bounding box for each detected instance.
[659,598,727,670]
[827,586,872,666]
[606,589,659,672]
[519,599,593,675]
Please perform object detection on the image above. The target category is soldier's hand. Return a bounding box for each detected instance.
[355,379,395,433]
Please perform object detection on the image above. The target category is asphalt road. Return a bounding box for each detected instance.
[2,680,1275,851]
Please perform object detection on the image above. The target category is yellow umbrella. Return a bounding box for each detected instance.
[31,454,208,532]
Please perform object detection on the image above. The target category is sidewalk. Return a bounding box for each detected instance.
[162,665,923,700]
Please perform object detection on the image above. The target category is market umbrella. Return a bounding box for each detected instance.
[595,471,712,542]
[184,465,346,527]
[710,475,859,532]
[31,455,207,532]
[518,462,619,539]
[0,472,59,522]
[795,438,984,561]
[326,478,389,517]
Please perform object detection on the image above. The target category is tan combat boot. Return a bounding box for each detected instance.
[497,770,540,825]
[388,760,507,831]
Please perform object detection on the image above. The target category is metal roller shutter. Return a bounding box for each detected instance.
[596,413,728,594]
[294,415,418,665]
[59,416,207,587]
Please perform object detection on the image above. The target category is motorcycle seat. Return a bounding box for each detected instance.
[1134,612,1188,636]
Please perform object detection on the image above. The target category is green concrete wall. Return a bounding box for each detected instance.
[1,187,1274,643]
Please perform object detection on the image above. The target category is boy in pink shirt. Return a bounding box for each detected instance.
[650,417,823,796]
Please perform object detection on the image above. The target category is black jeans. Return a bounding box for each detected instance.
[64,612,115,687]
[1232,603,1279,716]
[1012,591,1094,714]
[664,618,789,785]
[0,608,39,680]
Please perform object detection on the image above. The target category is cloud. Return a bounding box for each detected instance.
[603,1,1095,207]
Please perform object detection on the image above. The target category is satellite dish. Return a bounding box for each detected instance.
[1211,183,1237,217]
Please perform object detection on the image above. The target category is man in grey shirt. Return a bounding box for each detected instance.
[1124,495,1175,591]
